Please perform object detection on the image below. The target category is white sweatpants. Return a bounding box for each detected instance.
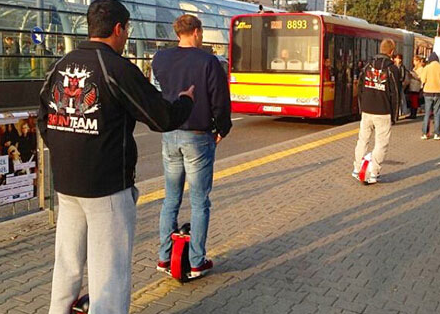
[48,187,138,314]
[354,112,392,176]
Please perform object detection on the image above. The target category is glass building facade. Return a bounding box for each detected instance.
[0,0,268,80]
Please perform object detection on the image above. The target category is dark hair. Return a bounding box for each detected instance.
[427,52,439,63]
[87,0,130,38]
[394,53,403,60]
[173,14,202,37]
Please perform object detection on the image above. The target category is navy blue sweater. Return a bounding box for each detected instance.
[152,47,232,137]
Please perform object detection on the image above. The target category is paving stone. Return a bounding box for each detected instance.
[13,296,47,314]
[333,299,367,314]
[306,293,338,307]
[2,121,440,314]
[239,303,265,314]
[0,298,23,312]
[135,302,170,314]
[6,309,28,314]
[363,305,399,314]
[290,301,319,314]
[184,300,222,314]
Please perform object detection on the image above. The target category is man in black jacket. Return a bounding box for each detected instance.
[152,14,232,279]
[352,38,400,184]
[38,1,194,313]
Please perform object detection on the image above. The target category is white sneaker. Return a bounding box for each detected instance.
[366,174,380,184]
[351,170,359,181]
[421,134,428,140]
[189,259,213,279]
[434,134,440,140]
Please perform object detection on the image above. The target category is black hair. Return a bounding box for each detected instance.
[87,0,130,38]
[428,52,439,63]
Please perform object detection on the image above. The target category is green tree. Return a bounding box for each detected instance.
[416,0,438,37]
[333,0,425,32]
[287,2,308,12]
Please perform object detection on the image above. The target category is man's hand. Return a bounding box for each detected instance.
[178,85,195,101]
[213,133,222,145]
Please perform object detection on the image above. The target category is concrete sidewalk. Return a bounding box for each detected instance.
[2,117,440,314]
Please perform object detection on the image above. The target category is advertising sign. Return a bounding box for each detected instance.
[0,112,37,206]
[423,0,440,20]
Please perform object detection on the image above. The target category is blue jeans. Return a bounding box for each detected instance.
[159,130,216,268]
[422,95,440,135]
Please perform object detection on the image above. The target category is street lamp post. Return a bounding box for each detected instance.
[36,0,44,30]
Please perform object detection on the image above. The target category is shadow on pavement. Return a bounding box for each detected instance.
[165,159,440,314]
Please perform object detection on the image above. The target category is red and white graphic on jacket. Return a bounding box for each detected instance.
[50,65,99,116]
[364,65,388,92]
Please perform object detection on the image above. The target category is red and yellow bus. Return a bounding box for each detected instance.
[229,12,433,119]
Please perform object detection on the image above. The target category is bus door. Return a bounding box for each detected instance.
[334,35,354,117]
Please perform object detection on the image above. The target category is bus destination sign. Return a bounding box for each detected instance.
[270,19,317,30]
[270,20,309,30]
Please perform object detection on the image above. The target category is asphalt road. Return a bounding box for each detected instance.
[134,113,339,182]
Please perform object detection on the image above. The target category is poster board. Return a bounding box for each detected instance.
[423,0,440,20]
[0,112,38,206]
[434,37,440,55]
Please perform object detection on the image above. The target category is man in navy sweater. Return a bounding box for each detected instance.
[152,14,232,278]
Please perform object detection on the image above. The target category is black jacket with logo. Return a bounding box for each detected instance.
[358,54,401,120]
[38,41,193,197]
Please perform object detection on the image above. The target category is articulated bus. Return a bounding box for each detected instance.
[229,12,434,119]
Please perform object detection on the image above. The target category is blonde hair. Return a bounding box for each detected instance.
[380,38,395,55]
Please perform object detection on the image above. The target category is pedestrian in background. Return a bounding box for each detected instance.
[352,38,400,184]
[152,14,232,279]
[4,36,20,77]
[420,52,440,140]
[38,1,194,313]
[393,53,410,120]
[407,55,424,119]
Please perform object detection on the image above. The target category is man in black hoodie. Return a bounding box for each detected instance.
[38,1,194,313]
[352,38,400,184]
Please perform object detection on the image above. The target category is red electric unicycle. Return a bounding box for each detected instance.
[169,223,191,282]
[71,294,89,314]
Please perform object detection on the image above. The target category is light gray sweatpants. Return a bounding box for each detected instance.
[48,187,138,314]
[354,112,392,176]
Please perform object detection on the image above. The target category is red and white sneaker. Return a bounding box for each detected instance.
[156,261,171,274]
[189,259,213,279]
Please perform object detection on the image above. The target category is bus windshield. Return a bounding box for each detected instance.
[231,15,321,73]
